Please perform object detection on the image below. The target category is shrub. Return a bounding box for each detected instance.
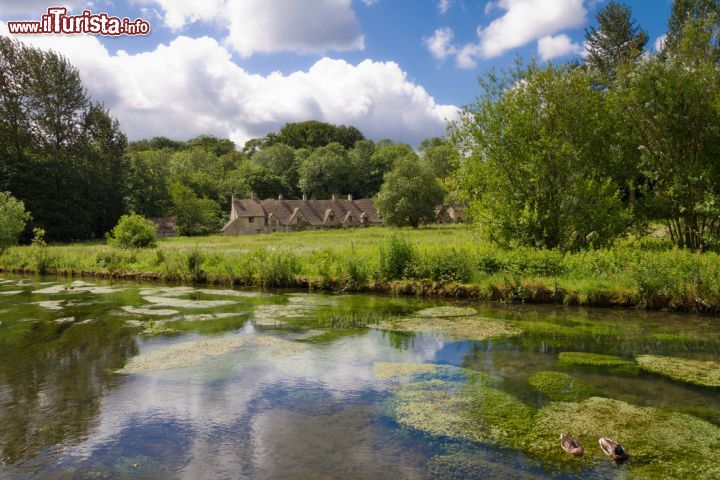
[30,228,52,274]
[0,191,31,255]
[185,248,206,283]
[106,214,157,248]
[378,236,415,280]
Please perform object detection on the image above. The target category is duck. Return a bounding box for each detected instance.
[599,437,629,463]
[560,434,584,456]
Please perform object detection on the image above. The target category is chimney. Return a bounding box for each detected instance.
[278,194,284,200]
[347,194,353,201]
[302,193,308,201]
[250,192,256,200]
[332,194,337,201]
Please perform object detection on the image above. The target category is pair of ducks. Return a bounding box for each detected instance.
[560,434,629,464]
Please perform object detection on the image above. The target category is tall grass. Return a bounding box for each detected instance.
[2,225,720,312]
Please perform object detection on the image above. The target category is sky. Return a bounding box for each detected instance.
[0,1,673,147]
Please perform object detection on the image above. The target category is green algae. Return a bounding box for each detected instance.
[382,363,532,448]
[526,397,720,479]
[374,362,439,380]
[373,316,521,342]
[117,335,310,374]
[412,306,478,318]
[636,355,720,388]
[141,295,236,309]
[141,321,180,337]
[117,336,248,374]
[528,371,597,402]
[182,312,246,322]
[121,306,179,316]
[558,352,638,372]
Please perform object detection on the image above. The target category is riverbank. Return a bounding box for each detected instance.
[2,226,720,313]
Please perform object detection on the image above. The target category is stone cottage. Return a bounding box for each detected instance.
[221,194,383,235]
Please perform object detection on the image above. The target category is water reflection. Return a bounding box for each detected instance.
[0,275,719,479]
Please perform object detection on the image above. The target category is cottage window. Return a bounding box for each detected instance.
[248,217,254,223]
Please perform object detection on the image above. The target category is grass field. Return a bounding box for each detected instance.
[2,225,720,313]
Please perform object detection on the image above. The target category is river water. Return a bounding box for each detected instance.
[0,275,718,479]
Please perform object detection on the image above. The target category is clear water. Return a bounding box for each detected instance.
[0,275,718,479]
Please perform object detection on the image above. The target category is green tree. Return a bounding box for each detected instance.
[276,121,364,149]
[666,0,720,53]
[125,150,173,217]
[376,155,445,228]
[584,1,648,81]
[170,182,221,236]
[251,143,300,197]
[612,52,720,249]
[0,191,30,254]
[298,142,353,198]
[420,137,456,183]
[452,62,630,250]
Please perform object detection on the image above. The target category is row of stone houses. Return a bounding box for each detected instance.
[221,193,465,235]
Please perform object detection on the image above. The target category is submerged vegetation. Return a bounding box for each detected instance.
[636,355,720,388]
[379,362,720,480]
[528,371,598,402]
[557,352,638,373]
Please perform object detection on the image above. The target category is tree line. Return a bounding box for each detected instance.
[453,0,720,251]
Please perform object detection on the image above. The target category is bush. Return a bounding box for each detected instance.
[185,248,206,283]
[0,192,31,255]
[106,214,157,248]
[378,236,415,280]
[30,228,52,274]
[95,249,137,272]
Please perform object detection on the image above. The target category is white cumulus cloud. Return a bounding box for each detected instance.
[537,34,584,61]
[1,24,457,146]
[438,0,452,14]
[439,0,587,69]
[424,28,457,60]
[136,0,365,57]
[654,34,667,52]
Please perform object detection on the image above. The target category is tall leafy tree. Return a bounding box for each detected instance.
[612,45,720,249]
[452,62,630,250]
[376,155,445,228]
[298,142,353,198]
[584,1,648,81]
[251,143,300,197]
[667,0,720,50]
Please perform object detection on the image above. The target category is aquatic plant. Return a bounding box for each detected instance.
[528,371,597,402]
[141,295,236,309]
[526,397,720,479]
[557,352,638,372]
[412,306,478,317]
[636,355,720,388]
[373,362,439,380]
[373,315,521,342]
[117,336,248,374]
[121,306,179,316]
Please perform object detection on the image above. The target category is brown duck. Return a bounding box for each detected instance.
[560,434,584,456]
[599,437,629,463]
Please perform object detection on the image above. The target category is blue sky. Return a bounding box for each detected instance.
[0,1,674,146]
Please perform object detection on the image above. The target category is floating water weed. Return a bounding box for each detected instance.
[557,352,638,372]
[528,371,597,402]
[412,306,478,317]
[373,316,521,342]
[636,355,720,388]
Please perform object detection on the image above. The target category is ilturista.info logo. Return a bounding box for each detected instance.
[7,7,151,36]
